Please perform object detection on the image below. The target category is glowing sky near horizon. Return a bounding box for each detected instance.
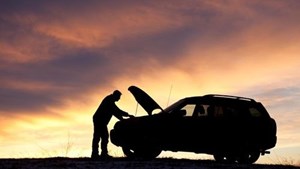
[1,0,300,164]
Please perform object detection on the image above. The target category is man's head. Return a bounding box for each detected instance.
[112,90,122,101]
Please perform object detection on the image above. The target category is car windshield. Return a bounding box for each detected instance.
[162,99,185,114]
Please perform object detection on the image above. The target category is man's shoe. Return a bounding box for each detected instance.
[91,154,101,160]
[100,153,113,160]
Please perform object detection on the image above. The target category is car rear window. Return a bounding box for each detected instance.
[249,107,262,117]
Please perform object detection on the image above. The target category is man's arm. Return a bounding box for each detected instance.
[112,103,133,120]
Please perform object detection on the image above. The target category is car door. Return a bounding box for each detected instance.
[178,103,215,152]
[217,103,247,151]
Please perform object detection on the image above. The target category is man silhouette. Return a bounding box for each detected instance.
[91,90,133,159]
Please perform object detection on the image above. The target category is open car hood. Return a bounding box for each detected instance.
[128,86,163,115]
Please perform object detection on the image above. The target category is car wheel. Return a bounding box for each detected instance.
[213,154,236,163]
[137,147,161,159]
[237,151,260,164]
[122,147,137,158]
[213,154,226,163]
[122,146,161,159]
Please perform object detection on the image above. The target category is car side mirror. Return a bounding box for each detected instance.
[178,109,186,116]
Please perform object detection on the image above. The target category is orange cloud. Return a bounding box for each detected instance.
[1,0,300,161]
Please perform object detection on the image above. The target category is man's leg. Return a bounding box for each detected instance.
[91,123,100,158]
[100,126,109,156]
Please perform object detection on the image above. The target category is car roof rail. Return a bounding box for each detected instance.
[204,94,256,102]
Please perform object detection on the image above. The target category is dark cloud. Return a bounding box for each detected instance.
[256,87,300,109]
[238,85,300,115]
[1,0,300,115]
[0,49,120,113]
[0,87,60,113]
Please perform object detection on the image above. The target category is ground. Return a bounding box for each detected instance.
[0,158,299,169]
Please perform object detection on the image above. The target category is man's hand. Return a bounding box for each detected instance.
[126,113,134,118]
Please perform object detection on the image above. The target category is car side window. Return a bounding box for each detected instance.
[214,106,224,117]
[223,106,240,118]
[180,104,196,117]
[181,104,209,117]
[207,105,224,118]
[207,105,243,118]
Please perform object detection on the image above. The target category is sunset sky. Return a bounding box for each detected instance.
[1,0,300,164]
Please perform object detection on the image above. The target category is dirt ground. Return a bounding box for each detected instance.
[0,157,299,169]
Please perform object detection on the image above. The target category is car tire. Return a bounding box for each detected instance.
[122,147,137,158]
[237,151,260,164]
[213,153,236,163]
[213,154,234,163]
[138,147,161,159]
[122,147,161,159]
[213,154,226,163]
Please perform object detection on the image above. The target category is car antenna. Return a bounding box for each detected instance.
[166,84,173,107]
[135,101,139,116]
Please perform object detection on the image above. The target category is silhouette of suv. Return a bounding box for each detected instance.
[110,86,277,164]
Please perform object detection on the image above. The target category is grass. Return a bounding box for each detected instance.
[0,157,300,169]
[268,154,300,166]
